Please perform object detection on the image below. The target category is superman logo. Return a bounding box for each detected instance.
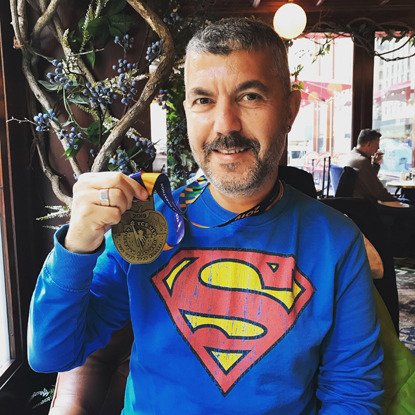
[151,248,315,395]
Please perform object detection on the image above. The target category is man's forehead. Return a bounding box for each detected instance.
[185,59,230,85]
[185,48,268,65]
[185,50,236,70]
[184,49,275,85]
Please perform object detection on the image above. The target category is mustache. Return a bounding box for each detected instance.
[203,132,260,155]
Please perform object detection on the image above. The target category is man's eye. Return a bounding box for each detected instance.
[242,93,261,101]
[195,97,210,105]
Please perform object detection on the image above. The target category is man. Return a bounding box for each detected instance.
[28,18,383,414]
[345,128,397,203]
[345,128,415,257]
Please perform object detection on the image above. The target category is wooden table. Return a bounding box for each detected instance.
[386,180,415,203]
[386,180,415,189]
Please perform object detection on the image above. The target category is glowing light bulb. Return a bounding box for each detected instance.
[273,2,307,39]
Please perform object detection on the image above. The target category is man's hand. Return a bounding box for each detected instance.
[372,150,384,165]
[65,172,148,254]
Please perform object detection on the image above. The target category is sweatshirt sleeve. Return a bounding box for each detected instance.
[27,225,131,373]
[317,232,384,414]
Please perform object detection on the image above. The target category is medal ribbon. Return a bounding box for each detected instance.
[130,172,282,250]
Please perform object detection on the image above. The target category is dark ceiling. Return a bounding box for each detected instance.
[182,0,415,27]
[191,0,415,14]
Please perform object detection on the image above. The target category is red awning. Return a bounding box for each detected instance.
[299,80,351,105]
[373,80,413,101]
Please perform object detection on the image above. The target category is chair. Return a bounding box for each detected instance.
[376,202,415,258]
[335,166,358,197]
[48,322,134,415]
[329,164,344,195]
[278,165,317,198]
[277,166,399,331]
[321,197,399,334]
[374,288,415,414]
[320,155,331,198]
[331,166,414,258]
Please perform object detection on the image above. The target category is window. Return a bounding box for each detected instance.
[287,34,354,189]
[373,34,414,175]
[0,219,9,371]
[0,13,29,387]
[0,34,16,383]
[150,101,167,173]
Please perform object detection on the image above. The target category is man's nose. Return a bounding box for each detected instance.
[213,101,242,136]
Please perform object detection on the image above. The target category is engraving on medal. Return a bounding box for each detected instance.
[112,196,168,264]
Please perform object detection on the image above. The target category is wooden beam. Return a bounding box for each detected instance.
[351,36,375,147]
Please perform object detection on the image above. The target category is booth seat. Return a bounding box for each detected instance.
[49,322,133,415]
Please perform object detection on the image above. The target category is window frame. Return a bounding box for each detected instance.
[0,26,24,388]
[0,4,40,390]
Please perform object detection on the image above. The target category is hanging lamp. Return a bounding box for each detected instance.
[273,1,307,39]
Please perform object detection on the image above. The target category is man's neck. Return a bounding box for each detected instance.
[209,176,278,214]
[356,145,371,158]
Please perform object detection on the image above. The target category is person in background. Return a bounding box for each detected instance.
[346,128,415,257]
[345,128,398,203]
[27,18,384,414]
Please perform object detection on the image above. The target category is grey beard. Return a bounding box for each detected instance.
[195,132,284,198]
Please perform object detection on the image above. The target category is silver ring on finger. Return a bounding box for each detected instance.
[99,188,110,207]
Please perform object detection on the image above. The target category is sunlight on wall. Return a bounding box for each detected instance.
[150,102,167,172]
[0,221,10,370]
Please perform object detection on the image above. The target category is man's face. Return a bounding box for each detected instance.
[368,138,380,156]
[184,49,300,197]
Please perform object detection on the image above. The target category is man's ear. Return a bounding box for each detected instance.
[287,89,301,127]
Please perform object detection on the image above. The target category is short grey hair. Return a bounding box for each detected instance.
[185,17,291,97]
[357,129,382,146]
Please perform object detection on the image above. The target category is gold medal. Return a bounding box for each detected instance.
[112,196,168,264]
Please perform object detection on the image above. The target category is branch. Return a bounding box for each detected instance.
[21,47,83,178]
[91,0,175,172]
[35,136,73,206]
[36,0,96,85]
[306,17,415,61]
[10,0,77,204]
[17,0,28,42]
[10,0,26,47]
[27,94,73,206]
[32,0,63,43]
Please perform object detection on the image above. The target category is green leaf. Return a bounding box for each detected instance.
[87,51,96,67]
[84,16,108,37]
[179,153,189,166]
[86,121,100,135]
[39,80,64,92]
[106,0,127,16]
[63,140,83,159]
[86,121,101,146]
[108,14,135,37]
[67,95,90,105]
[67,30,83,53]
[86,121,111,147]
[78,17,86,33]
